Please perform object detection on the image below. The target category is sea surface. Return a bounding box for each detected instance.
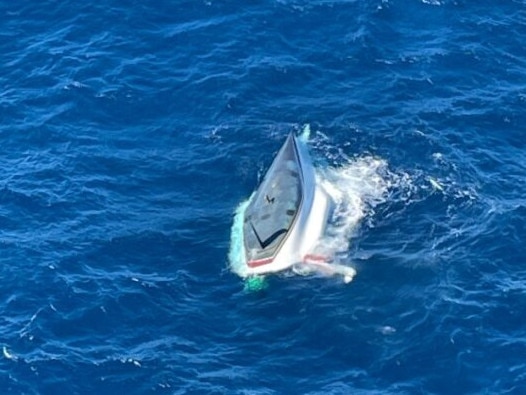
[1,1,525,394]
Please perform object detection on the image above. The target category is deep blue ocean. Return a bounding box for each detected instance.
[1,1,526,394]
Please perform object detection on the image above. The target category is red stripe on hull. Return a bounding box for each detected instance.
[247,258,274,268]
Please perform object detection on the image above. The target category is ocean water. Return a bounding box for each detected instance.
[1,0,525,394]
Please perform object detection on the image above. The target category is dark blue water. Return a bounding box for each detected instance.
[1,1,525,393]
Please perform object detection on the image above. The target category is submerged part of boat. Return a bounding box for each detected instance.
[240,132,335,276]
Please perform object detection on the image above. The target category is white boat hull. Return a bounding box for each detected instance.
[240,133,334,277]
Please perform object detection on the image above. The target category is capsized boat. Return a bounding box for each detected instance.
[240,132,355,282]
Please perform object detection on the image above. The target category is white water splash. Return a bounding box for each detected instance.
[3,346,18,361]
[228,198,251,278]
[312,155,390,261]
[298,123,311,143]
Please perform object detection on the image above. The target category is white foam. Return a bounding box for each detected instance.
[428,177,444,192]
[228,198,251,278]
[311,155,390,261]
[3,346,18,361]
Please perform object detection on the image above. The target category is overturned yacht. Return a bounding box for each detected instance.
[241,132,335,276]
